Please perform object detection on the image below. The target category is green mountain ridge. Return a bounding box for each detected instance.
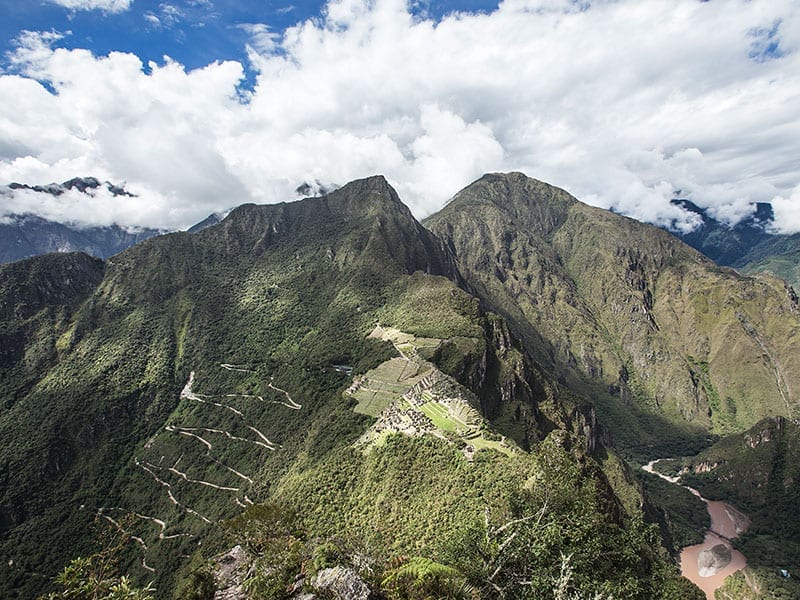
[426,173,800,456]
[2,172,797,599]
[667,198,800,290]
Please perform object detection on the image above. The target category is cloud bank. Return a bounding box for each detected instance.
[1,0,799,232]
[47,0,134,13]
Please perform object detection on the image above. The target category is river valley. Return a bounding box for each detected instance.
[643,460,751,599]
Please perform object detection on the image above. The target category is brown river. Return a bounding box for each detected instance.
[643,460,750,599]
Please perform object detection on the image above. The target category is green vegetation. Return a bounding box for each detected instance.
[737,233,800,290]
[11,173,796,598]
[425,173,800,455]
[640,471,709,551]
[194,433,698,599]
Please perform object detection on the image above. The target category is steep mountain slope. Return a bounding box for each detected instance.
[425,173,800,455]
[0,176,690,599]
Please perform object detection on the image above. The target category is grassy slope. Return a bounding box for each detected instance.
[0,177,451,596]
[736,233,800,291]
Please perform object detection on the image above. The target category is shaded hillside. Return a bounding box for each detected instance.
[737,234,800,291]
[0,214,162,264]
[0,176,692,599]
[670,199,774,267]
[426,173,800,456]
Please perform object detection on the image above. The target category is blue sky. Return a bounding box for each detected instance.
[0,1,326,72]
[0,0,798,233]
[0,1,500,73]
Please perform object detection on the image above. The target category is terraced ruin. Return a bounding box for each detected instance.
[350,325,513,457]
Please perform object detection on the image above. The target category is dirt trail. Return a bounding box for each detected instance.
[98,511,156,573]
[101,507,193,541]
[165,456,241,492]
[181,372,279,448]
[136,458,212,524]
[220,364,255,373]
[219,363,303,410]
[266,381,302,410]
[167,424,272,454]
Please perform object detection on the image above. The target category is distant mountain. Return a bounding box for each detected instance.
[669,199,800,289]
[736,233,800,291]
[295,179,339,197]
[670,199,774,265]
[7,176,134,198]
[0,177,163,263]
[0,214,163,263]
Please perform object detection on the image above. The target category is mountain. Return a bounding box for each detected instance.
[0,214,163,263]
[736,234,800,291]
[7,176,134,198]
[186,212,226,233]
[669,199,800,290]
[9,171,800,598]
[0,175,699,599]
[0,178,163,263]
[669,199,775,267]
[425,173,800,456]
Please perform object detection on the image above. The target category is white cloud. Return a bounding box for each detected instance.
[47,0,133,13]
[236,23,279,55]
[1,0,800,233]
[771,185,800,234]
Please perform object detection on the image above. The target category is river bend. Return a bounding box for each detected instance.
[643,460,750,600]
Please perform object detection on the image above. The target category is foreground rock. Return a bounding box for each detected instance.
[214,545,252,600]
[698,544,732,577]
[310,566,371,600]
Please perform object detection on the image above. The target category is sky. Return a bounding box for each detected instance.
[0,0,798,233]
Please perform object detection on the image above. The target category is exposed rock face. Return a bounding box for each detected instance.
[310,566,371,600]
[697,543,732,577]
[693,461,721,474]
[213,545,252,600]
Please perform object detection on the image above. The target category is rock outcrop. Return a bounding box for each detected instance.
[697,543,732,577]
[310,566,371,600]
[213,545,252,600]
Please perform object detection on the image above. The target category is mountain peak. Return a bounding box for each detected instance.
[6,176,135,198]
[429,172,576,238]
[334,174,397,200]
